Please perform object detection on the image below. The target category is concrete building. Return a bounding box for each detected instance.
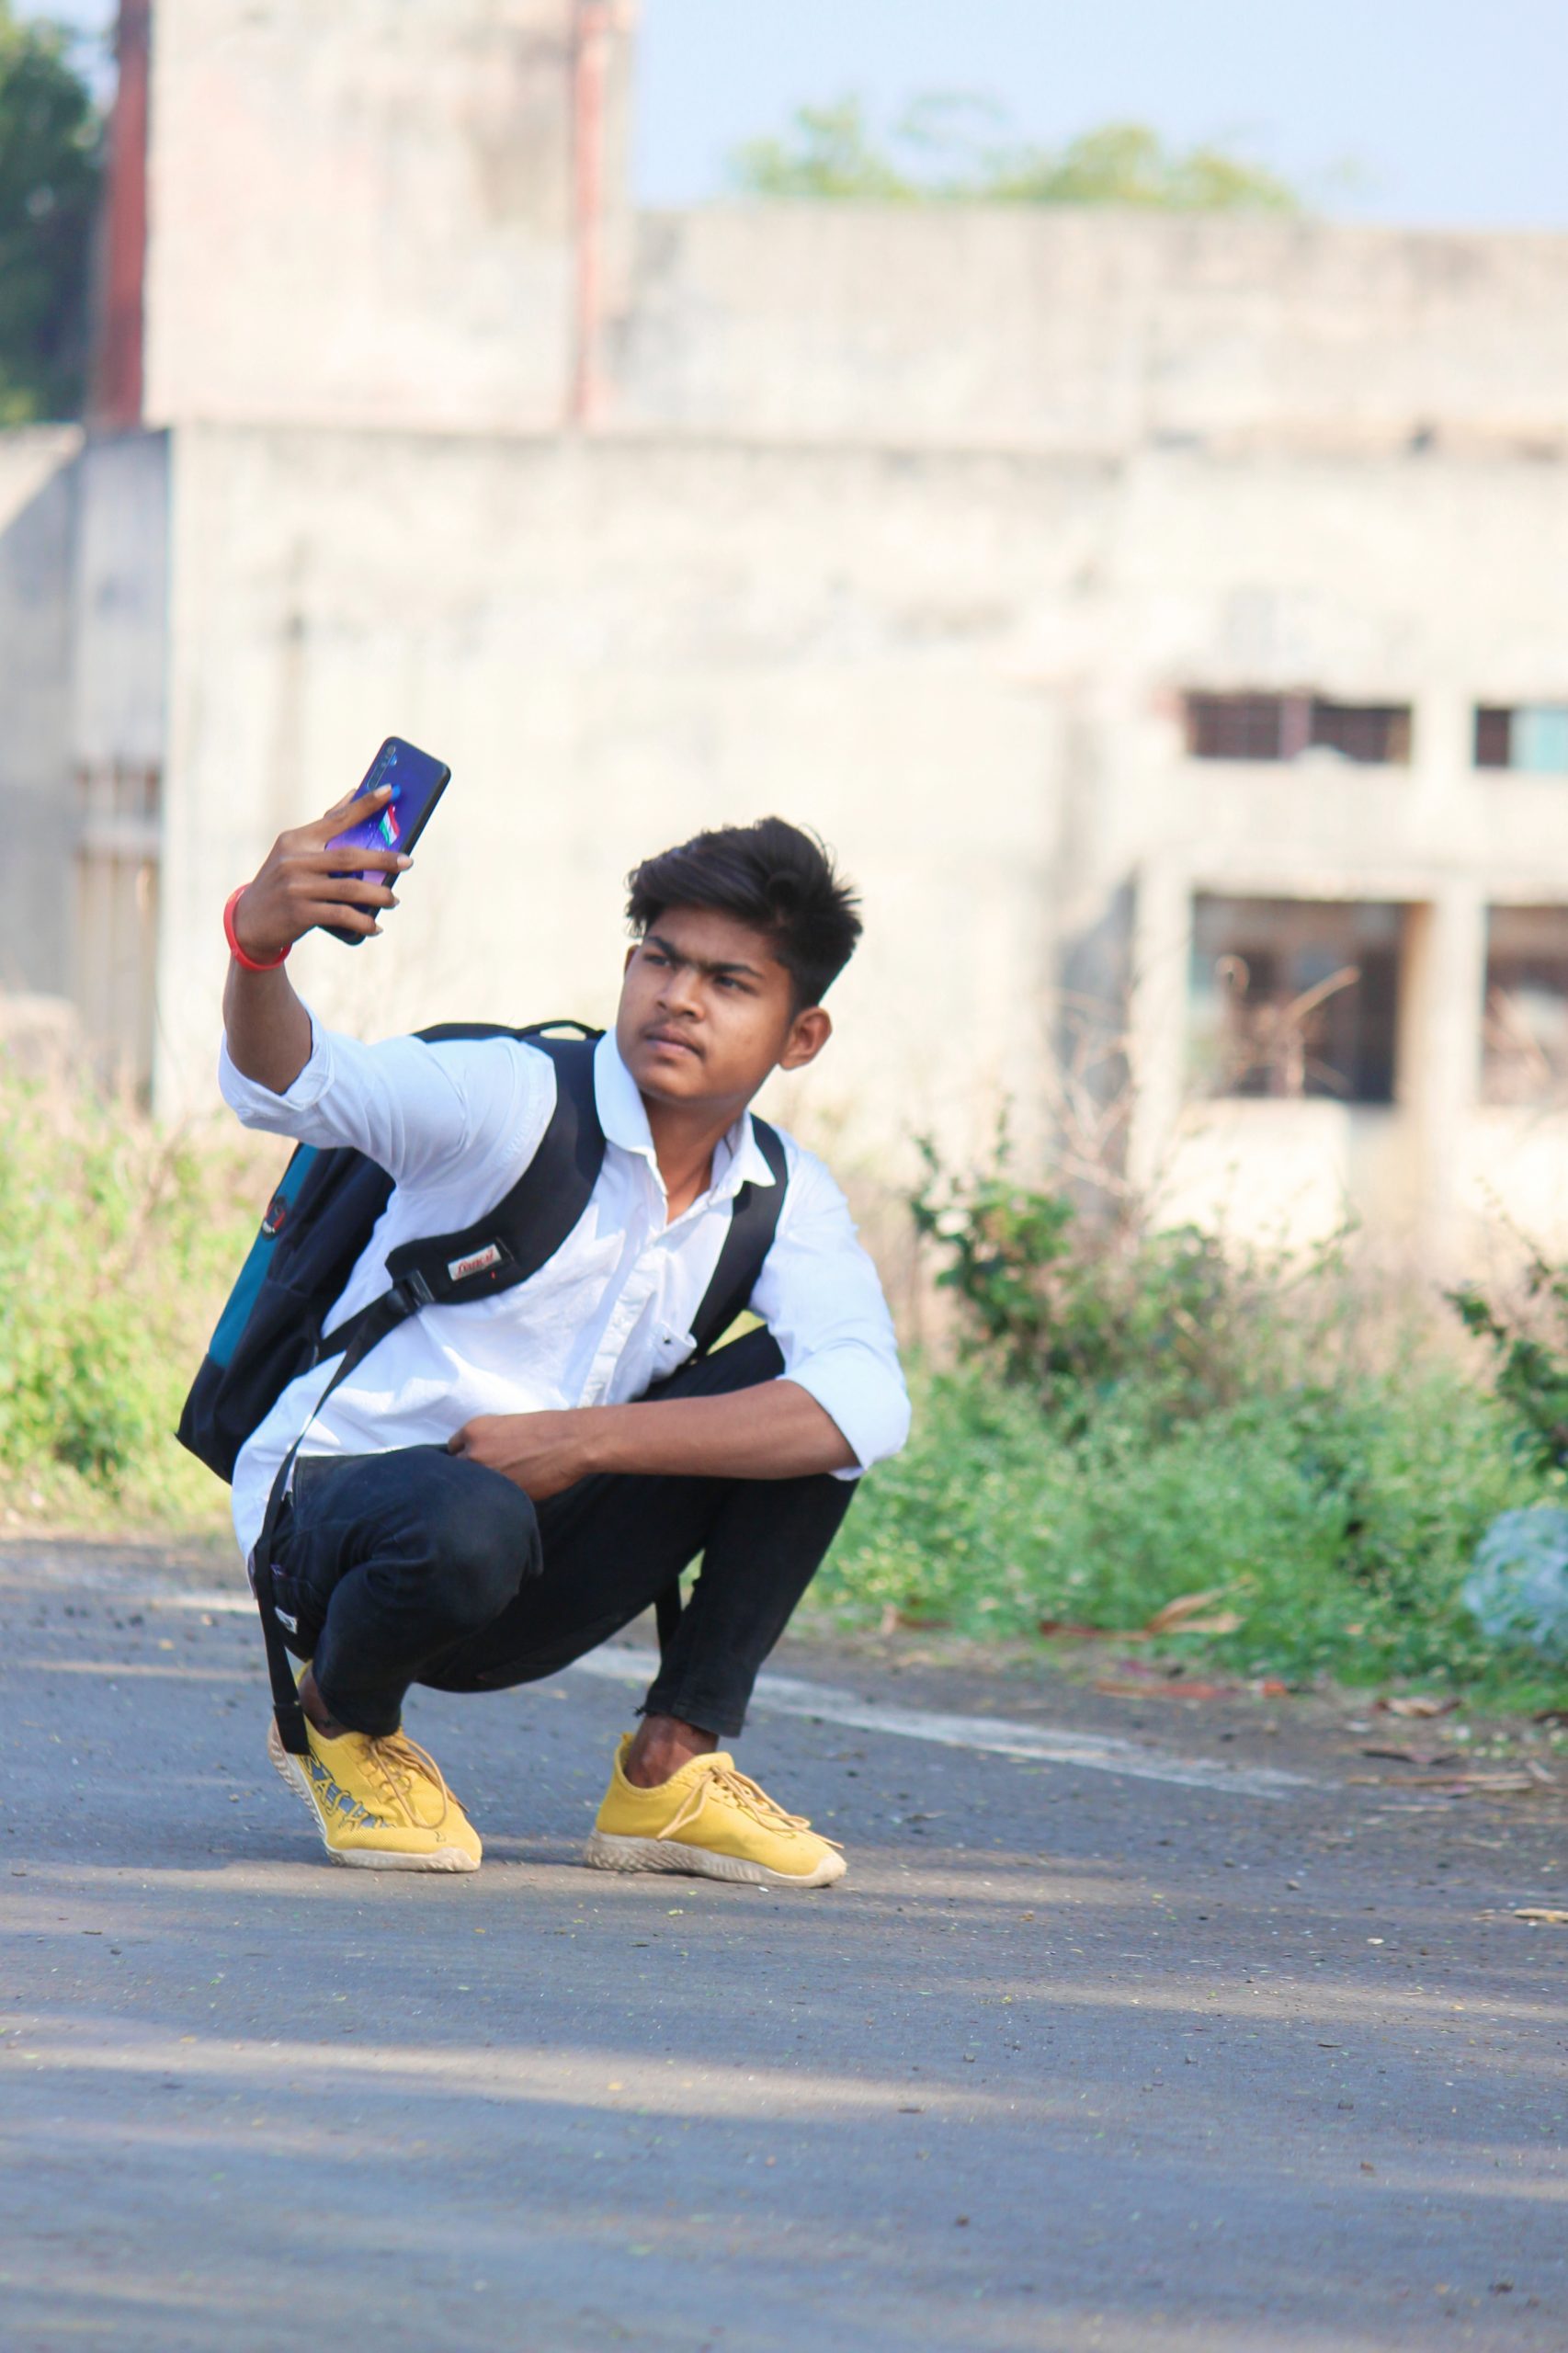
[6,0,1568,1272]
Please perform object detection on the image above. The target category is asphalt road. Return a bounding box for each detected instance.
[2,1535,1564,2353]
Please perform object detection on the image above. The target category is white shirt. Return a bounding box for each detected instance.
[220,1016,911,1561]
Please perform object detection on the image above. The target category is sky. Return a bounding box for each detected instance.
[26,0,1568,233]
[635,0,1568,228]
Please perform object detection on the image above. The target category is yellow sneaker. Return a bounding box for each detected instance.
[266,1714,483,1873]
[584,1735,846,1890]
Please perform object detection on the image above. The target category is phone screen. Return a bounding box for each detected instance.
[323,735,450,943]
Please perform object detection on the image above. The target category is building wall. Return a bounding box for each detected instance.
[612,209,1568,460]
[139,0,1568,472]
[0,428,168,1084]
[40,4,1568,1256]
[155,423,1081,1157]
[152,417,1568,1262]
[143,0,633,436]
[69,432,170,1089]
[1062,448,1568,1260]
[0,428,81,996]
[71,431,169,775]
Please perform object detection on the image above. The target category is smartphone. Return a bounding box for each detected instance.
[322,735,450,946]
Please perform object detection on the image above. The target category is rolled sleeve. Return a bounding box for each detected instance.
[219,1006,335,1129]
[218,1006,555,1192]
[750,1146,912,1480]
[786,1342,913,1482]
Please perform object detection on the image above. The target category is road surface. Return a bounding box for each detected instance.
[2,1535,1563,2351]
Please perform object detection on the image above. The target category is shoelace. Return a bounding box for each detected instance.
[358,1732,454,1831]
[658,1760,843,1851]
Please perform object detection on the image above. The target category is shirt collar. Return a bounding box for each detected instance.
[592,1030,778,1204]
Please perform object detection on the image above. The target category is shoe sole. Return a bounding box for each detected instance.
[582,1829,846,1890]
[266,1722,481,1873]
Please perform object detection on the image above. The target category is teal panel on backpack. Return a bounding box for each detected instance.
[206,1147,319,1368]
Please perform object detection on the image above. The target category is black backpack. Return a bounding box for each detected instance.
[177,1020,788,1752]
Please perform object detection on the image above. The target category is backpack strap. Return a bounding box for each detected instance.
[316,1032,605,1360]
[690,1116,789,1355]
[251,1282,419,1752]
[653,1115,790,1662]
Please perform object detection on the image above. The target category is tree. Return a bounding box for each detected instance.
[0,5,102,424]
[730,96,1301,215]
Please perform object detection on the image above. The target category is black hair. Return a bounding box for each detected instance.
[625,817,863,1010]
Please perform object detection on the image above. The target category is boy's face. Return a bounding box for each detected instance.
[617,904,831,1114]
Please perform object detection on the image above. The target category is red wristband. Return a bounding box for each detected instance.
[224,887,290,972]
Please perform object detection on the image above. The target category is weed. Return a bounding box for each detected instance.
[816,1360,1561,1697]
[1450,1258,1568,1474]
[837,1129,1568,1702]
[0,1059,279,1529]
[911,1122,1358,1435]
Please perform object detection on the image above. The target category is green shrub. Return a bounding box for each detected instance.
[819,1360,1551,1689]
[0,1063,276,1525]
[911,1126,1353,1432]
[827,1131,1567,1699]
[1450,1257,1568,1474]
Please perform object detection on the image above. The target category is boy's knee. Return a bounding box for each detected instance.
[423,1462,539,1628]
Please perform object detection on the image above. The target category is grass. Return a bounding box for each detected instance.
[814,1360,1568,1711]
[0,1060,278,1537]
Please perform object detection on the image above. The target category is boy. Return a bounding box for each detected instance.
[220,786,910,1885]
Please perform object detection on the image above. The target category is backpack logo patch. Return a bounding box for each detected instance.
[448,1243,503,1283]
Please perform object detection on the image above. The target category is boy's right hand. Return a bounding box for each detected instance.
[230,787,414,961]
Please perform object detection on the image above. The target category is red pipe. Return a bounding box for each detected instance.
[93,0,151,427]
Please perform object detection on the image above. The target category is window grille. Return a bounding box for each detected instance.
[74,761,160,1096]
[1189,895,1404,1104]
[1483,906,1568,1105]
[1185,692,1412,767]
[1474,705,1568,774]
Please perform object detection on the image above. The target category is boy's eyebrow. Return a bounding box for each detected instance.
[644,929,767,982]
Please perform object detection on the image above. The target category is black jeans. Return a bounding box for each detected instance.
[265,1330,854,1740]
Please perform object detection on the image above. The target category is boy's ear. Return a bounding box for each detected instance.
[778,1006,832,1073]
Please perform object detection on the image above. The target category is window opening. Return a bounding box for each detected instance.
[1483,906,1568,1105]
[1474,705,1568,774]
[1189,895,1404,1104]
[1185,692,1412,767]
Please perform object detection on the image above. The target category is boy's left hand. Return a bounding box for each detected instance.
[447,1411,595,1499]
